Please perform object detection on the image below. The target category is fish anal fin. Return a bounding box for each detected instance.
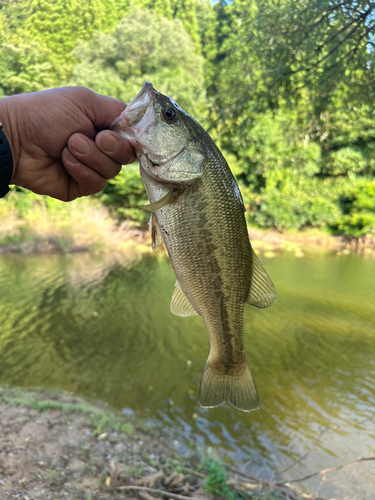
[148,213,163,251]
[199,356,260,412]
[170,281,198,317]
[246,248,277,309]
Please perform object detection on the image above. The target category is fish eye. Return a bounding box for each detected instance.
[162,107,178,124]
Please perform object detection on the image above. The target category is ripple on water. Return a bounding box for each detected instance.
[0,251,374,498]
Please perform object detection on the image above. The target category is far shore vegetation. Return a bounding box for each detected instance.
[0,0,374,250]
[1,187,374,258]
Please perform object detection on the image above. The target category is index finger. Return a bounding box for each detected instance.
[95,130,136,165]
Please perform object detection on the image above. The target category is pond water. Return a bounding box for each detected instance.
[0,249,374,498]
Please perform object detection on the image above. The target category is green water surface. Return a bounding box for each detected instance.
[0,250,374,498]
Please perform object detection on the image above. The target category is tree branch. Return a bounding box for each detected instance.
[315,6,372,53]
[305,15,368,71]
[286,0,361,38]
[114,485,204,500]
[276,456,375,485]
[276,425,333,476]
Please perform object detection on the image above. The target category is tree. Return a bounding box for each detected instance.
[209,0,375,116]
[202,0,375,237]
[133,0,202,49]
[0,0,131,92]
[69,7,207,223]
[69,7,206,116]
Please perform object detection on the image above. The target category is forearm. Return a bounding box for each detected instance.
[0,95,20,183]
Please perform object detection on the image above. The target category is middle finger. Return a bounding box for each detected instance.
[67,133,122,180]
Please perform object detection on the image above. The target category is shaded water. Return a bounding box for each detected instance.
[0,250,374,498]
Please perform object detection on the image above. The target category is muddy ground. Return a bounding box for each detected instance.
[0,388,209,500]
[0,388,316,500]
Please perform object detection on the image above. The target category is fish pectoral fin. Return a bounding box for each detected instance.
[170,281,198,317]
[199,356,260,412]
[141,189,180,212]
[246,248,277,309]
[148,213,163,251]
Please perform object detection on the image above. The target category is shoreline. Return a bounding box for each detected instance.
[0,387,320,500]
[1,191,373,258]
[0,225,374,258]
[248,227,375,258]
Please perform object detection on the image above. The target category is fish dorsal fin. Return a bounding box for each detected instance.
[246,248,277,309]
[170,281,198,317]
[148,213,163,251]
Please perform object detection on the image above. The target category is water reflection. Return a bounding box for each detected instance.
[0,251,374,498]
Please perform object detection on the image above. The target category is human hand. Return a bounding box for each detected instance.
[0,87,135,201]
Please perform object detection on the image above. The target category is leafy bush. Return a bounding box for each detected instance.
[99,163,148,225]
[329,177,375,237]
[69,7,206,118]
[327,147,367,175]
[244,170,340,232]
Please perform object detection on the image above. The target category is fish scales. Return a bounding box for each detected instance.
[158,154,251,368]
[111,82,277,411]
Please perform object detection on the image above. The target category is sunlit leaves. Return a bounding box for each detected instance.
[70,7,206,117]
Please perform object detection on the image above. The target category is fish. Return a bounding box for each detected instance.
[111,82,276,412]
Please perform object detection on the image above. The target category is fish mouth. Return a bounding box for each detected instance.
[111,81,156,131]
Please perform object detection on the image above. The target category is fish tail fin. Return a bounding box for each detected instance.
[199,356,260,412]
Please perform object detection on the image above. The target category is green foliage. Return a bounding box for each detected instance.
[0,0,374,240]
[100,163,149,224]
[0,189,139,253]
[21,0,125,80]
[0,0,130,93]
[234,111,321,184]
[0,33,56,95]
[330,177,375,238]
[203,0,375,239]
[328,147,367,176]
[134,0,201,48]
[208,0,375,115]
[245,172,340,232]
[202,458,237,500]
[70,7,206,117]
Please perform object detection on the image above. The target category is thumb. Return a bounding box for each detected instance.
[87,91,127,130]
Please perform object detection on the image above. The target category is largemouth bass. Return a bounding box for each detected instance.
[112,82,276,411]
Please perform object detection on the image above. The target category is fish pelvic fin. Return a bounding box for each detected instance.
[199,356,260,412]
[141,189,180,212]
[170,280,198,317]
[247,248,277,309]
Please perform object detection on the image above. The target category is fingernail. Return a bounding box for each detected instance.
[64,148,80,164]
[100,133,118,153]
[125,153,137,165]
[71,136,90,155]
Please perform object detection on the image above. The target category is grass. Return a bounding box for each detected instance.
[202,458,239,499]
[0,386,134,436]
[202,458,282,500]
[0,189,148,254]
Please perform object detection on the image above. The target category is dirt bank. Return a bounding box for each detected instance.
[248,227,375,258]
[1,226,374,259]
[0,388,315,500]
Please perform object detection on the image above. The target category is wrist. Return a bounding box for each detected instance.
[0,95,20,185]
